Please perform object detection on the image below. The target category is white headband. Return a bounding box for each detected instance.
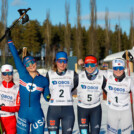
[112,58,125,67]
[1,64,13,72]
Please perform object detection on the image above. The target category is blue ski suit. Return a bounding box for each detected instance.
[8,40,50,134]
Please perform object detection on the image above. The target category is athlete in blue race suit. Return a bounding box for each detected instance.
[7,37,50,134]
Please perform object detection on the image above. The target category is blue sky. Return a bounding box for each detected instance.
[1,0,134,35]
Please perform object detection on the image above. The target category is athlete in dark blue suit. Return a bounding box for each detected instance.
[7,39,50,134]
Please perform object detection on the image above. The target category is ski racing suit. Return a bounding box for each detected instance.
[8,40,50,134]
[0,80,20,134]
[46,69,78,134]
[106,70,134,134]
[77,69,106,134]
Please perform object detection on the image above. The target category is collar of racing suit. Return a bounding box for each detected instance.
[56,69,67,76]
[113,72,126,82]
[2,80,15,88]
[85,68,99,80]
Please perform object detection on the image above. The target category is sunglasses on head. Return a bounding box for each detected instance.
[113,66,124,71]
[56,59,67,64]
[2,72,13,76]
[25,60,35,67]
[85,63,96,68]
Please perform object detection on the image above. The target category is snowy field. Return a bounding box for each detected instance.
[1,68,134,134]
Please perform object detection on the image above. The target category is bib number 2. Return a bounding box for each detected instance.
[59,89,64,97]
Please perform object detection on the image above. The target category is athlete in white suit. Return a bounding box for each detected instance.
[77,55,107,134]
[106,58,134,134]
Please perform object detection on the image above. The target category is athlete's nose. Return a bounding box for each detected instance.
[29,63,33,67]
[88,66,92,69]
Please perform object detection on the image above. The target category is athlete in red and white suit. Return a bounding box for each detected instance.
[0,64,20,134]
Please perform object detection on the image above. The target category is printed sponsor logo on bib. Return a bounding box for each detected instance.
[0,94,13,101]
[81,129,87,134]
[81,118,86,124]
[52,81,57,85]
[50,131,56,134]
[50,99,54,103]
[81,85,98,90]
[50,120,55,126]
[108,86,125,92]
[52,81,70,85]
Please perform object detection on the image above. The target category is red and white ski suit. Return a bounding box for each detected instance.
[0,80,20,134]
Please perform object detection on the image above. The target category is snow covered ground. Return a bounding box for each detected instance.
[1,68,134,134]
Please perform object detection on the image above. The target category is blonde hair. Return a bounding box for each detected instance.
[52,58,57,72]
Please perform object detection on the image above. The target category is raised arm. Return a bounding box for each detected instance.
[8,40,27,76]
[7,30,27,77]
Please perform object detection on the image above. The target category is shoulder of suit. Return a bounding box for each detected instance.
[67,69,74,74]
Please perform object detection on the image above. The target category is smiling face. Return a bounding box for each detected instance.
[56,58,67,72]
[84,55,97,74]
[113,69,124,77]
[26,61,37,73]
[112,59,125,77]
[2,72,13,83]
[23,56,37,73]
[112,58,125,77]
[85,64,97,74]
[1,64,13,82]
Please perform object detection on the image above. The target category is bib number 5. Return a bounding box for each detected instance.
[87,94,92,101]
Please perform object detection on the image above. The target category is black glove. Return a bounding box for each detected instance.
[0,103,5,110]
[6,28,12,40]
